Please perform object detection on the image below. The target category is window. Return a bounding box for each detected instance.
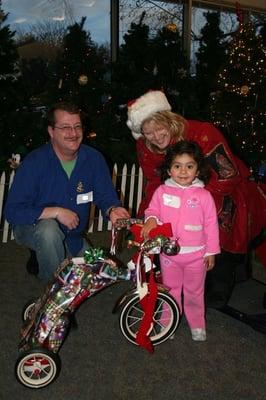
[2,0,110,45]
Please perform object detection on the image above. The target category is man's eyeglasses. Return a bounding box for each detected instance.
[53,124,83,134]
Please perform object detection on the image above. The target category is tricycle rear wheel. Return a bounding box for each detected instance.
[22,299,36,322]
[15,348,61,389]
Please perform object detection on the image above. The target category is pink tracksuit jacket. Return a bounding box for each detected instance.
[145,178,220,255]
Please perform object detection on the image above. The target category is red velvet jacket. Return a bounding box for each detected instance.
[136,120,266,254]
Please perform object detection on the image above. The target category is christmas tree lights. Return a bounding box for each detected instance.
[210,21,266,166]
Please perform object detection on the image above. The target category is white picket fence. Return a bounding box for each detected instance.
[0,164,144,243]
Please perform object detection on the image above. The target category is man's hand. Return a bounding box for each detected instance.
[56,208,79,230]
[109,207,130,225]
[39,206,79,230]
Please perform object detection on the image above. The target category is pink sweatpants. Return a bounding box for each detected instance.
[160,249,206,329]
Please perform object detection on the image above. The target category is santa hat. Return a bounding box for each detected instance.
[127,90,171,140]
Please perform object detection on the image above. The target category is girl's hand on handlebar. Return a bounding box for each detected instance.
[141,218,157,239]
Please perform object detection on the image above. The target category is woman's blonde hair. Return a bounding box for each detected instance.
[142,111,188,153]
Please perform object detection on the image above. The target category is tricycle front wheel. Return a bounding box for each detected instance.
[119,291,180,346]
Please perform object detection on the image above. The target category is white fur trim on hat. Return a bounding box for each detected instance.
[127,90,171,140]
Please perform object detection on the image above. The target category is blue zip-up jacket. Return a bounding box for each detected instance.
[4,143,121,255]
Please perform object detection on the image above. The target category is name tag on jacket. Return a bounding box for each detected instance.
[163,194,180,208]
[77,191,93,204]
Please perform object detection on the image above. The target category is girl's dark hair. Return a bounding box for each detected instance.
[159,140,211,184]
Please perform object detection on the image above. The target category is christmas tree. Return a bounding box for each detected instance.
[52,17,107,116]
[152,23,192,116]
[0,3,25,168]
[195,11,227,119]
[111,13,156,103]
[210,21,266,166]
[0,3,48,169]
[107,15,157,165]
[112,16,191,112]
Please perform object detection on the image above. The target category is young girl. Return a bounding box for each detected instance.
[141,140,220,341]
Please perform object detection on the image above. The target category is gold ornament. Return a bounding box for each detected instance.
[78,74,88,86]
[166,23,177,33]
[240,85,249,96]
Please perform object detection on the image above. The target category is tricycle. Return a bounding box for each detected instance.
[15,219,180,388]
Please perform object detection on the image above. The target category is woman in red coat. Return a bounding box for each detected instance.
[127,90,266,308]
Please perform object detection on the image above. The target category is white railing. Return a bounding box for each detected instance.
[0,164,143,243]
